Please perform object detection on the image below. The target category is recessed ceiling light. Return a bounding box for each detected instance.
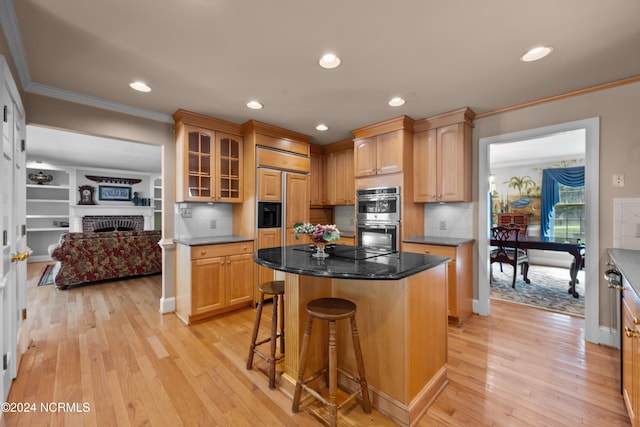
[319,53,341,69]
[129,81,151,92]
[388,97,405,107]
[247,100,263,110]
[315,124,329,131]
[520,46,553,62]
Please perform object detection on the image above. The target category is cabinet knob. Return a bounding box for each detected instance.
[227,260,230,264]
[201,250,207,255]
[243,245,247,250]
[424,249,430,253]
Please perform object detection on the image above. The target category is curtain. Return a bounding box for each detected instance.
[540,166,585,240]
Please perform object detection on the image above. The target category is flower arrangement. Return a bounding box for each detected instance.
[293,223,341,243]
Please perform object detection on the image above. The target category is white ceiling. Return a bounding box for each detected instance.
[4,1,640,170]
[26,125,161,174]
[490,129,585,168]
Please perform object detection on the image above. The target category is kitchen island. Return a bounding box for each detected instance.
[254,244,450,426]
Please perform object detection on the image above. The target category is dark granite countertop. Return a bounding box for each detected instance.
[404,236,475,247]
[254,244,450,280]
[608,248,640,295]
[174,235,254,246]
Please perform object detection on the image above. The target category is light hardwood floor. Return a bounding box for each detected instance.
[2,262,630,426]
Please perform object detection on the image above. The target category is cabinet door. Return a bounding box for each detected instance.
[183,125,215,201]
[226,253,254,306]
[376,131,403,175]
[354,137,377,177]
[622,291,639,426]
[438,123,468,202]
[191,257,225,315]
[257,228,282,287]
[309,153,324,206]
[323,152,336,205]
[285,173,309,245]
[334,149,354,205]
[413,129,438,202]
[216,132,243,202]
[258,168,282,201]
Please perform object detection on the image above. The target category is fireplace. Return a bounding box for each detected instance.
[83,215,145,232]
[70,205,155,232]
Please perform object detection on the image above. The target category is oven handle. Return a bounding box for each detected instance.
[359,223,398,230]
[357,195,398,201]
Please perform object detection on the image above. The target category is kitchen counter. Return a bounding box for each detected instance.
[254,244,450,280]
[174,235,253,246]
[404,235,475,246]
[608,248,640,294]
[256,245,449,426]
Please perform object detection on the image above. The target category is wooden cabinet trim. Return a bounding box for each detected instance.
[191,241,255,260]
[257,147,310,173]
[173,109,242,135]
[351,115,414,139]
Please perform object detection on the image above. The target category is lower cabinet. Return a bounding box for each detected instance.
[622,279,640,427]
[176,241,254,324]
[339,236,356,246]
[403,241,473,326]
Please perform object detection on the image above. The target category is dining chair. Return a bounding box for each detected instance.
[490,226,531,288]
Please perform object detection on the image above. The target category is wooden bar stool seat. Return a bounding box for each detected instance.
[246,280,285,389]
[292,297,371,427]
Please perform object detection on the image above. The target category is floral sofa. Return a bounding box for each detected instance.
[48,230,162,289]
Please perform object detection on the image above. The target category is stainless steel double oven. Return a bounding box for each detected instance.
[356,186,400,251]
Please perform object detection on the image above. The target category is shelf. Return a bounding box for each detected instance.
[26,227,69,232]
[26,184,69,190]
[27,199,70,204]
[26,214,69,219]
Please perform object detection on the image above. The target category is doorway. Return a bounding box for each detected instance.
[477,117,600,344]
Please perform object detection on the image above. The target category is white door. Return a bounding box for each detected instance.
[0,56,27,403]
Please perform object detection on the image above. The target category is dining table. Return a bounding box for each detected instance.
[490,235,585,297]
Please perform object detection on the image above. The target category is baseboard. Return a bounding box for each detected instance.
[598,325,620,349]
[160,296,175,313]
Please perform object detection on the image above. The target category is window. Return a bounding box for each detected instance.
[553,184,585,242]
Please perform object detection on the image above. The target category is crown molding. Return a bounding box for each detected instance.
[0,0,31,88]
[28,82,173,123]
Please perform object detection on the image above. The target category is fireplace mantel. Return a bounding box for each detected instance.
[70,205,154,232]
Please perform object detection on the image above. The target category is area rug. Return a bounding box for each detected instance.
[490,264,585,317]
[37,264,55,287]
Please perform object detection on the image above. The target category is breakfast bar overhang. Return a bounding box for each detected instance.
[254,244,451,426]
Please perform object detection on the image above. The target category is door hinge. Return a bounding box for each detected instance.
[22,224,26,236]
[2,230,7,246]
[22,308,27,321]
[21,139,25,152]
[2,353,7,370]
[3,106,7,123]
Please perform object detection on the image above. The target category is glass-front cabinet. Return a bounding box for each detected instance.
[216,133,242,202]
[186,125,214,200]
[174,110,244,203]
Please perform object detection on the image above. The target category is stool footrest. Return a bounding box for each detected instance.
[253,349,284,364]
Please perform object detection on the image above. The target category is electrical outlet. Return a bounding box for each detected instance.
[210,219,217,229]
[180,207,192,218]
[439,220,447,230]
[613,174,625,187]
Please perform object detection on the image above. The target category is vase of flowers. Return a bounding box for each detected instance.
[293,223,340,258]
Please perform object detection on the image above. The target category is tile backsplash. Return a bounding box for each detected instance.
[614,198,640,250]
[174,203,233,239]
[423,203,473,238]
[334,205,355,234]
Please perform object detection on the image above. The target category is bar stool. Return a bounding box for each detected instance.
[246,280,285,389]
[292,297,371,427]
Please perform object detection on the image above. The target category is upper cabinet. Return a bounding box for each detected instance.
[352,116,414,178]
[310,139,355,206]
[173,110,244,203]
[413,108,475,203]
[258,168,282,201]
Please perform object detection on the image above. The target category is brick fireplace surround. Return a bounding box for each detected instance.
[82,215,145,232]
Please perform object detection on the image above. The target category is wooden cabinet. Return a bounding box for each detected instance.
[413,108,474,203]
[622,280,640,427]
[173,110,244,203]
[354,130,403,177]
[256,228,282,295]
[285,172,310,245]
[334,148,354,204]
[258,168,282,201]
[309,152,324,206]
[176,241,254,324]
[403,241,473,326]
[339,236,356,246]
